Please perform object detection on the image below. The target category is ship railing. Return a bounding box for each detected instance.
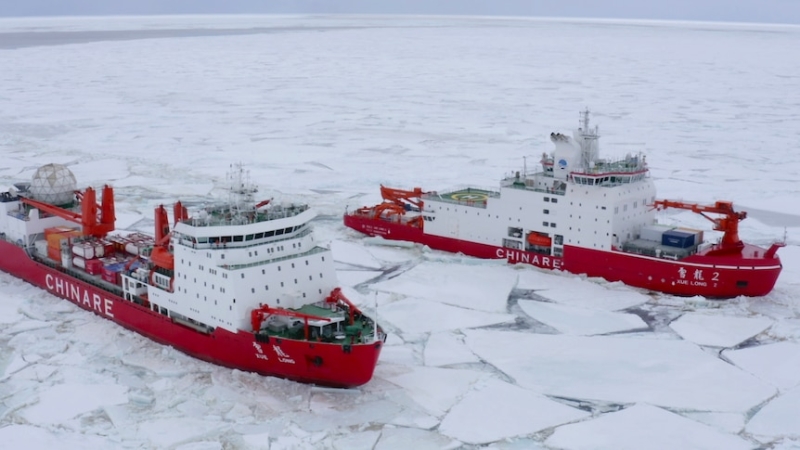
[503,182,567,196]
[220,245,328,270]
[176,227,313,250]
[182,204,310,228]
[422,186,501,209]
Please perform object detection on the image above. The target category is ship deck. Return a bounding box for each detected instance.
[422,187,499,209]
[258,303,377,344]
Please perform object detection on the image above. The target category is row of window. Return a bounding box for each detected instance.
[195,224,306,245]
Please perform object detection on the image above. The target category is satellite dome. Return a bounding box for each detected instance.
[30,163,77,205]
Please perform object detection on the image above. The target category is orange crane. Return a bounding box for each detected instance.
[20,186,116,238]
[651,200,746,249]
[353,186,427,228]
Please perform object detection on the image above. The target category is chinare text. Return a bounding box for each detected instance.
[496,248,562,269]
[45,274,114,317]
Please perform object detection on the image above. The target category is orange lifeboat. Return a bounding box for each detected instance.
[527,233,552,247]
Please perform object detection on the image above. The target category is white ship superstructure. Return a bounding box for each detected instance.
[419,110,657,259]
[142,165,338,333]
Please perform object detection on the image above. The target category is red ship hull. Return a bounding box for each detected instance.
[0,240,381,388]
[344,215,782,298]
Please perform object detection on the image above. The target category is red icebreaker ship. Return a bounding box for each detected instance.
[1,163,384,387]
[345,111,784,298]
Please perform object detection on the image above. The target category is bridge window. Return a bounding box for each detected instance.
[543,209,549,214]
[551,198,558,203]
[255,232,264,239]
[543,221,549,227]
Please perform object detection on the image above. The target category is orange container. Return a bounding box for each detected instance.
[46,228,81,249]
[47,246,61,261]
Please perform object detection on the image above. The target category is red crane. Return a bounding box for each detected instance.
[149,201,189,272]
[353,186,427,229]
[20,186,116,238]
[651,200,747,249]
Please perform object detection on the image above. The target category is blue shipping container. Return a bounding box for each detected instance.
[661,230,695,248]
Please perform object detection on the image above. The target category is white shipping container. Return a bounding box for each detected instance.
[72,256,86,269]
[72,243,95,259]
[35,239,48,256]
[125,243,139,255]
[640,224,675,242]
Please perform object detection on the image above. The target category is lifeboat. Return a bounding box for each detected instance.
[527,232,552,247]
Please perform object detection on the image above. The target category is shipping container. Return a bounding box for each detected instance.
[44,226,78,237]
[34,240,48,256]
[72,256,86,269]
[101,271,119,284]
[662,230,696,248]
[47,228,81,249]
[72,243,95,259]
[47,246,61,261]
[677,227,704,245]
[85,258,104,275]
[640,224,674,242]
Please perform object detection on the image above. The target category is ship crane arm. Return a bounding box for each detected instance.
[651,200,747,249]
[352,186,427,229]
[19,185,116,238]
[379,186,426,210]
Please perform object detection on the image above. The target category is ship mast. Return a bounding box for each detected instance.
[578,109,600,170]
[226,163,258,224]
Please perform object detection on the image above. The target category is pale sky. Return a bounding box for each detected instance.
[1,0,800,25]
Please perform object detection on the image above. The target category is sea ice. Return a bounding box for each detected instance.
[546,404,753,450]
[724,341,800,391]
[439,378,589,444]
[335,269,383,287]
[746,386,800,440]
[0,292,25,324]
[518,272,650,311]
[19,383,128,424]
[329,240,383,269]
[423,331,481,366]
[379,297,515,335]
[133,417,231,448]
[517,300,648,335]
[669,313,773,347]
[464,330,776,412]
[371,261,517,313]
[0,424,112,450]
[385,366,486,417]
[374,426,461,450]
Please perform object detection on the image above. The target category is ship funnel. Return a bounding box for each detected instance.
[154,205,170,244]
[173,201,189,225]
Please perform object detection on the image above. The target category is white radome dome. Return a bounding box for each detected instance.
[30,163,77,205]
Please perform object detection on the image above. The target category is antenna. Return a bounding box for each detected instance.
[225,162,258,224]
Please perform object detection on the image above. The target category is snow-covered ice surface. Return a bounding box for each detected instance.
[1,14,799,449]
